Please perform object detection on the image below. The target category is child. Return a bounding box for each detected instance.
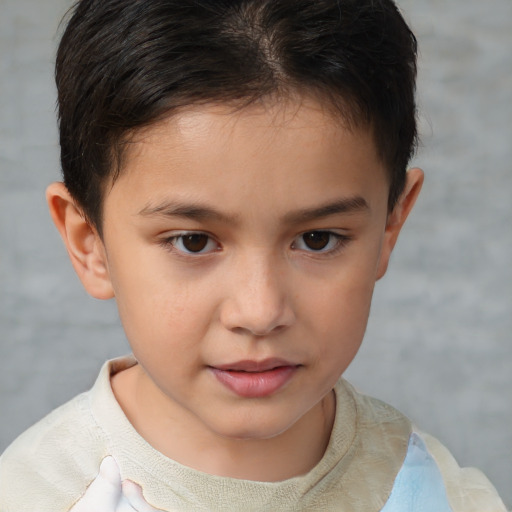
[0,0,507,510]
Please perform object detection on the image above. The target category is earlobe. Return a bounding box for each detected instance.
[376,168,424,280]
[46,182,114,300]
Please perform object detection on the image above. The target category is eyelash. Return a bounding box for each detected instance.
[159,230,351,257]
[291,231,351,256]
[159,232,220,255]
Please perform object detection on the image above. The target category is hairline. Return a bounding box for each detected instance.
[91,89,396,239]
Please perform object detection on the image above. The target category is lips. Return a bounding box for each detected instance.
[214,358,295,373]
[210,359,300,398]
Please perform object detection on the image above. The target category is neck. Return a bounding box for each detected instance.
[112,364,336,481]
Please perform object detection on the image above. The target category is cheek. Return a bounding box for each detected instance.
[108,254,215,350]
[302,266,376,363]
[115,280,210,384]
[309,265,376,324]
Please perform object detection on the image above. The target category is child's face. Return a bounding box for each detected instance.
[61,97,420,442]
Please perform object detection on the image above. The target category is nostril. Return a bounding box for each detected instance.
[218,268,296,335]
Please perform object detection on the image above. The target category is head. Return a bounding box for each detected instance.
[47,0,423,452]
[55,0,418,234]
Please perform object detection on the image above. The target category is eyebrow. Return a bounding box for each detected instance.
[138,201,234,223]
[283,196,370,224]
[138,196,369,224]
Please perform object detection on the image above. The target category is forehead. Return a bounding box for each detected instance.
[106,97,388,220]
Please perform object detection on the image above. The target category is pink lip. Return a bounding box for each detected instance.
[210,359,300,398]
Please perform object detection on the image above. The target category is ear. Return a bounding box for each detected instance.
[376,168,424,280]
[46,182,114,300]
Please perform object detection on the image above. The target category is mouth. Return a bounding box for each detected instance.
[209,359,301,398]
[213,358,298,373]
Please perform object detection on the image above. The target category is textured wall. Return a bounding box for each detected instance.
[0,0,510,505]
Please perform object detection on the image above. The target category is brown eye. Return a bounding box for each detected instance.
[302,231,331,251]
[181,234,209,252]
[161,232,219,255]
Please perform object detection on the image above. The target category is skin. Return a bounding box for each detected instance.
[47,96,423,482]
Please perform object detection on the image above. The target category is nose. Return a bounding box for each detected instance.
[219,252,296,336]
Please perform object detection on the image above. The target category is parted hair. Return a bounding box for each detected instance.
[56,0,418,231]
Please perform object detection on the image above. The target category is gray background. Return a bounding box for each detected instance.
[0,0,510,506]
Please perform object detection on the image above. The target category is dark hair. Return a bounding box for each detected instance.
[56,0,418,232]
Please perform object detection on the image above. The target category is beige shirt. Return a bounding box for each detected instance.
[0,357,507,511]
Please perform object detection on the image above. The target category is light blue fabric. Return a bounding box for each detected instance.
[381,432,453,512]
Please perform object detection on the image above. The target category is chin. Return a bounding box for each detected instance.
[210,410,300,442]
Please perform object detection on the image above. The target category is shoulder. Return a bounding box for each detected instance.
[337,381,508,512]
[417,429,508,512]
[0,383,109,511]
